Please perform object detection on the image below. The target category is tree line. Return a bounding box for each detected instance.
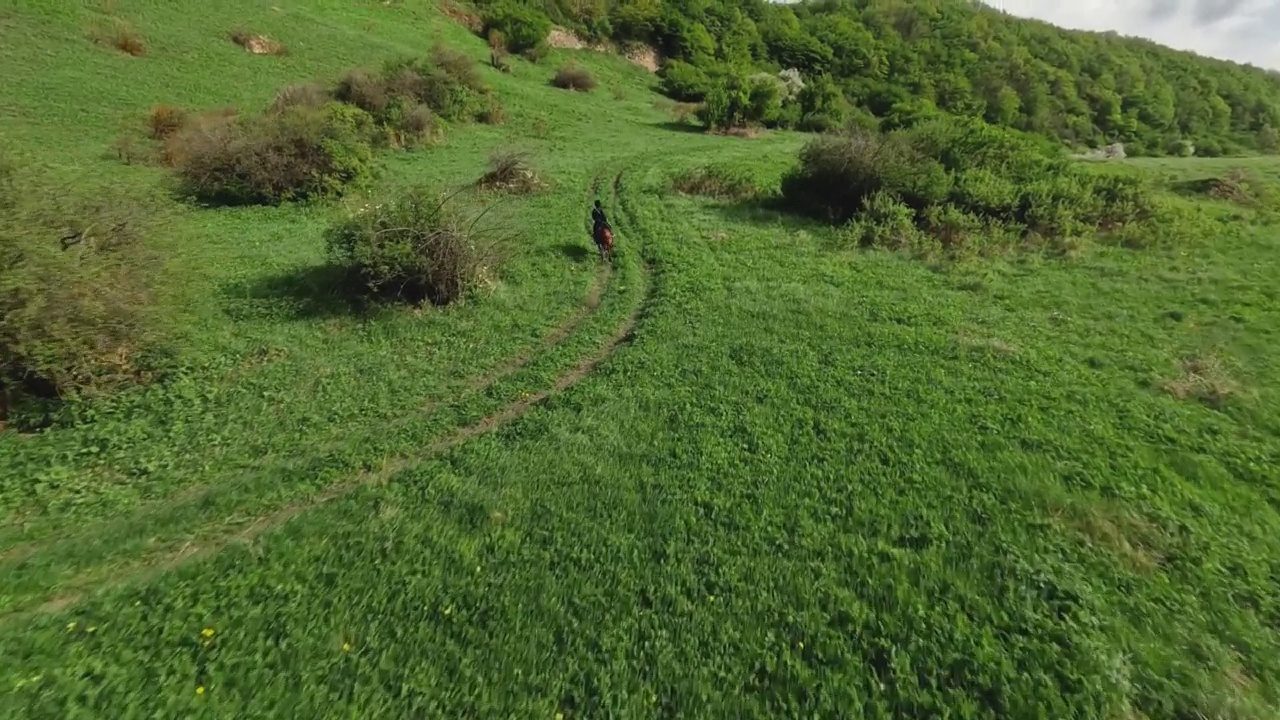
[475,0,1280,155]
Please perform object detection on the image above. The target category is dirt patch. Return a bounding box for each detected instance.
[544,27,659,73]
[230,28,286,55]
[622,43,660,72]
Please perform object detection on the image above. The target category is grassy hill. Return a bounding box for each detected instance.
[2,1,1280,718]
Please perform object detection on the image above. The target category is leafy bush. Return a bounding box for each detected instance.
[325,187,511,306]
[551,64,597,92]
[783,116,1157,255]
[168,102,375,206]
[0,159,163,420]
[658,60,712,102]
[482,3,550,56]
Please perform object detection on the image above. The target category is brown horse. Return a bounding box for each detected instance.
[593,224,614,263]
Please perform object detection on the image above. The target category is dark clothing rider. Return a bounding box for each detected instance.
[591,200,611,240]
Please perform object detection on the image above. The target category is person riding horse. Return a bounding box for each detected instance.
[590,200,614,260]
[591,200,611,243]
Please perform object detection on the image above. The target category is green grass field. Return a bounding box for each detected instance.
[3,2,1280,717]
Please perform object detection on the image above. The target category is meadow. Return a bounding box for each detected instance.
[2,1,1280,718]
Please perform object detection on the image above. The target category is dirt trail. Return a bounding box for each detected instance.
[0,170,646,624]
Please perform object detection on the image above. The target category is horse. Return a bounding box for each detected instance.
[593,224,614,263]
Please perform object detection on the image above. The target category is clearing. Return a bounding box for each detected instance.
[1,1,1279,718]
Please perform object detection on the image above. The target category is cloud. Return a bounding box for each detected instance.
[993,0,1280,68]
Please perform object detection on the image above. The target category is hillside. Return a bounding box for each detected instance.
[487,0,1280,155]
[2,1,1280,718]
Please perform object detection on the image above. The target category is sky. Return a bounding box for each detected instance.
[991,0,1280,69]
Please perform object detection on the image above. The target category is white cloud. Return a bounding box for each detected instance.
[991,0,1280,68]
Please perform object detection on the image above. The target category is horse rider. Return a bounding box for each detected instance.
[591,199,612,244]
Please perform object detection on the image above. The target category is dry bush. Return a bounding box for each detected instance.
[476,150,546,193]
[430,43,485,93]
[490,49,512,73]
[90,18,146,56]
[269,82,330,114]
[551,64,597,92]
[229,27,286,55]
[0,158,164,422]
[334,70,390,115]
[1161,355,1240,408]
[670,102,701,125]
[325,187,512,306]
[167,103,375,206]
[441,0,484,33]
[147,104,188,140]
[478,98,506,125]
[382,103,439,148]
[671,164,758,201]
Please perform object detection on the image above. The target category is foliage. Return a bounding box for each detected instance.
[324,187,509,305]
[0,159,162,416]
[474,0,1280,154]
[168,102,376,206]
[480,2,551,57]
[784,117,1158,253]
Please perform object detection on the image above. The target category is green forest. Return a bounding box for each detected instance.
[478,0,1280,155]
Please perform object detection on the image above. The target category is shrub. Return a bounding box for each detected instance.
[551,64,596,92]
[476,150,546,193]
[169,102,375,206]
[269,83,330,114]
[334,70,390,115]
[658,60,711,102]
[147,105,188,139]
[90,19,146,56]
[783,116,1157,254]
[0,159,163,420]
[325,187,510,306]
[671,164,759,200]
[482,3,550,56]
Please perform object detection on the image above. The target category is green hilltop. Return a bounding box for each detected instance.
[1,1,1279,718]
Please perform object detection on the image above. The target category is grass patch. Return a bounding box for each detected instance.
[671,164,759,201]
[1160,354,1241,408]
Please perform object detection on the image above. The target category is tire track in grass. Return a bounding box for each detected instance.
[0,168,620,572]
[0,169,647,624]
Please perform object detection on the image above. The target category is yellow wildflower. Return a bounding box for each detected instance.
[196,687,205,695]
[201,628,215,639]
[66,622,76,632]
[342,642,352,652]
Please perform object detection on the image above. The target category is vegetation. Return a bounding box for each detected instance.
[0,159,163,423]
[550,63,597,91]
[780,117,1159,254]
[325,187,508,306]
[471,0,1280,154]
[1,1,1280,719]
